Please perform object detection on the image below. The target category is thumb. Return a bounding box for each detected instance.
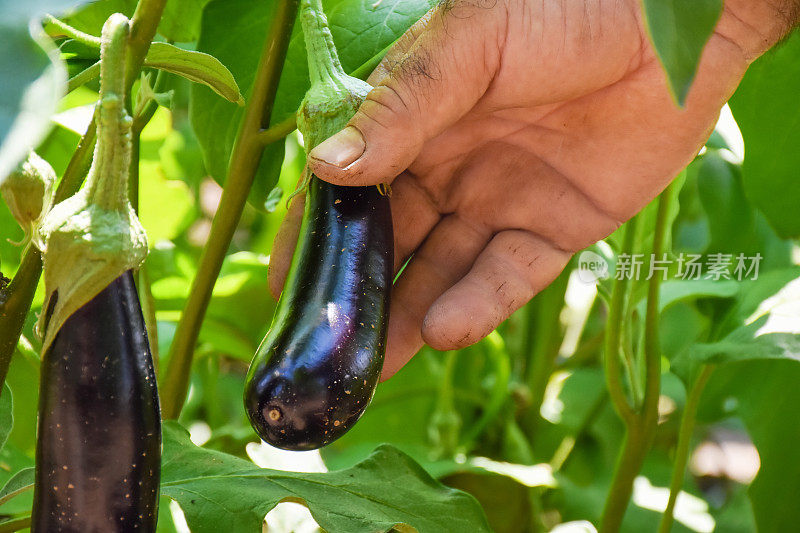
[307,1,504,186]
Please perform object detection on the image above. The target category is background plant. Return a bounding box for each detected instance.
[0,0,799,531]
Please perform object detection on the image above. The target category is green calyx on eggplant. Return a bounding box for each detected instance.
[244,0,393,450]
[32,271,161,532]
[36,13,147,356]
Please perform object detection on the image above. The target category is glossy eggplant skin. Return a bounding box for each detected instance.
[32,270,161,533]
[245,176,392,450]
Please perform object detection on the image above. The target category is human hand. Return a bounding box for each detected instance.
[269,0,793,379]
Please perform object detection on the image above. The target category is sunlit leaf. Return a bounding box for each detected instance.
[145,43,243,105]
[0,26,65,185]
[642,0,722,104]
[729,32,800,238]
[161,421,491,533]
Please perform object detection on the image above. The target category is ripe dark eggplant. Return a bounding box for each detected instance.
[243,0,394,450]
[32,271,161,532]
[244,177,392,450]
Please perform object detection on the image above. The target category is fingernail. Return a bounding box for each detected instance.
[308,126,365,168]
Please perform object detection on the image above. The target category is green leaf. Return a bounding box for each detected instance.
[160,421,491,533]
[729,31,800,238]
[190,0,433,208]
[641,0,722,105]
[671,273,800,382]
[61,0,137,35]
[190,0,285,209]
[656,279,739,312]
[0,467,34,507]
[145,43,243,105]
[0,384,12,451]
[695,150,757,253]
[676,318,800,372]
[0,0,88,182]
[157,0,212,42]
[705,361,800,531]
[0,26,65,185]
[631,277,740,320]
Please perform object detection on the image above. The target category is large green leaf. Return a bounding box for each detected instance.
[61,0,136,34]
[695,150,757,253]
[190,0,434,209]
[0,0,89,182]
[729,31,800,238]
[161,421,491,533]
[641,0,722,104]
[671,271,800,382]
[704,360,800,531]
[0,26,65,185]
[157,0,212,42]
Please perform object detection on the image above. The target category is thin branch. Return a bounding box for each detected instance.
[125,0,168,95]
[159,0,301,419]
[67,61,101,93]
[44,15,102,48]
[658,364,715,533]
[603,218,638,427]
[256,115,298,146]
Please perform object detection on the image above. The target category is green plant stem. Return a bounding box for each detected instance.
[67,61,101,93]
[603,218,638,427]
[621,319,642,406]
[431,350,460,455]
[256,116,299,146]
[125,0,168,95]
[130,70,167,209]
[600,182,676,533]
[56,119,98,204]
[658,364,715,533]
[159,0,300,419]
[600,423,648,533]
[524,270,570,435]
[0,249,42,388]
[0,516,31,533]
[44,15,102,47]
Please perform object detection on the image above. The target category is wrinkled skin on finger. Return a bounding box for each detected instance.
[270,0,793,379]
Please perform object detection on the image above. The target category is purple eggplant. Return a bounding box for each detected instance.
[32,271,160,532]
[244,177,392,450]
